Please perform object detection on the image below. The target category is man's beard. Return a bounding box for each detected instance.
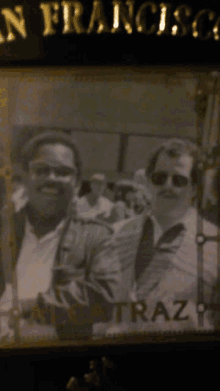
[26,205,68,237]
[158,189,178,200]
[30,181,72,215]
[26,198,69,226]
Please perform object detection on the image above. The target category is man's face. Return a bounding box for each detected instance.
[149,151,195,216]
[90,180,105,197]
[26,143,77,218]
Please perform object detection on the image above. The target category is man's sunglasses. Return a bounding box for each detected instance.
[29,162,76,178]
[151,172,189,188]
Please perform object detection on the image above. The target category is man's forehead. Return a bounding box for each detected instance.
[30,143,75,168]
[155,151,194,171]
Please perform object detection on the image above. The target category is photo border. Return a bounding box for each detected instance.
[0,65,220,351]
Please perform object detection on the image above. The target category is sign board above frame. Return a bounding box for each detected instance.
[0,0,218,65]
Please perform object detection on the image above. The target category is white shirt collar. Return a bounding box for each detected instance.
[147,207,193,245]
[25,217,66,243]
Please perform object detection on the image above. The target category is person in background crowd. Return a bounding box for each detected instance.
[119,180,151,218]
[99,179,151,228]
[115,180,137,220]
[11,179,28,212]
[133,168,148,187]
[133,168,152,213]
[76,173,113,219]
[10,166,29,212]
[0,131,122,342]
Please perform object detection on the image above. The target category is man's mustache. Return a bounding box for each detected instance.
[158,190,177,197]
[37,182,65,193]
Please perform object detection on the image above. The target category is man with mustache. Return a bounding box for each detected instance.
[105,138,218,335]
[0,130,121,342]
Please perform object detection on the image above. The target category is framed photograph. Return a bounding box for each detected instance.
[0,1,220,360]
[0,65,220,351]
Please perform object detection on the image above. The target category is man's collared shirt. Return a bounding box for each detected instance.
[0,218,65,339]
[97,207,218,335]
[120,207,217,302]
[150,209,193,246]
[135,207,218,289]
[129,213,163,301]
[16,218,65,301]
[150,214,162,246]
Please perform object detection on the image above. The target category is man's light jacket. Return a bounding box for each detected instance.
[0,206,123,339]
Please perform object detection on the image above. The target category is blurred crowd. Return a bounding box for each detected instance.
[73,169,152,228]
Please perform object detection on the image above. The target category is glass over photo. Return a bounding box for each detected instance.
[0,68,219,348]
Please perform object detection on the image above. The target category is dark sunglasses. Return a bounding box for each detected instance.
[151,172,189,188]
[29,162,76,178]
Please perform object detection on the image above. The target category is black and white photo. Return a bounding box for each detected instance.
[0,68,219,347]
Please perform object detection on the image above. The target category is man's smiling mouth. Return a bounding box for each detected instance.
[40,187,61,196]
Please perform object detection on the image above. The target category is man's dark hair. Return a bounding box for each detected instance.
[21,130,82,182]
[146,138,200,186]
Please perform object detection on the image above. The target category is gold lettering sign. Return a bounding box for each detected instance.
[171,5,192,37]
[0,2,217,43]
[87,0,109,33]
[1,6,27,42]
[157,2,172,35]
[192,9,216,40]
[62,1,85,34]
[135,2,158,35]
[213,16,220,40]
[111,0,134,34]
[40,2,60,36]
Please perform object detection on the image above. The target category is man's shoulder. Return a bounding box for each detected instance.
[184,208,218,239]
[173,208,218,281]
[69,214,115,236]
[57,215,116,255]
[112,214,144,236]
[203,216,218,236]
